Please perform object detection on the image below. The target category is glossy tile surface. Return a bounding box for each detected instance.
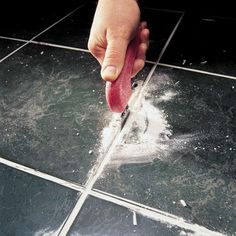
[0,1,83,39]
[0,163,79,236]
[94,66,236,235]
[160,15,236,76]
[0,39,24,60]
[141,9,182,61]
[69,196,190,236]
[36,2,96,49]
[0,43,151,184]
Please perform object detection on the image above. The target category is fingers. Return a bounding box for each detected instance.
[101,37,129,82]
[88,21,150,81]
[131,22,149,77]
[87,38,105,66]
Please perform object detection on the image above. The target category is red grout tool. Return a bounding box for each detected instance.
[105,31,140,113]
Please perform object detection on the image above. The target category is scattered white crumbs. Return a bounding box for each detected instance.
[180,199,187,207]
[200,60,207,65]
[180,230,188,236]
[132,211,137,226]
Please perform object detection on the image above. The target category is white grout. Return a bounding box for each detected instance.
[0,7,233,236]
[58,121,130,235]
[30,4,85,41]
[0,41,29,63]
[58,12,186,236]
[89,190,227,236]
[1,34,236,82]
[145,59,156,64]
[0,4,84,63]
[0,35,28,43]
[29,40,90,53]
[0,35,90,53]
[0,153,227,236]
[157,62,236,80]
[143,12,185,89]
[141,6,184,14]
[0,156,84,192]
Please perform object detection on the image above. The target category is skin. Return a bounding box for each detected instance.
[88,0,149,81]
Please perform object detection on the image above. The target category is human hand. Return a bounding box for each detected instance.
[88,0,149,81]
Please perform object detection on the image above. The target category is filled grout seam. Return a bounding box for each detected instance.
[58,12,186,236]
[0,3,85,63]
[142,12,185,89]
[1,34,236,81]
[89,189,226,236]
[157,62,236,80]
[0,156,84,192]
[0,156,226,236]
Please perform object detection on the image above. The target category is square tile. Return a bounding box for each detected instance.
[0,163,79,236]
[0,1,84,39]
[0,43,152,184]
[94,66,236,235]
[160,15,236,76]
[68,196,190,236]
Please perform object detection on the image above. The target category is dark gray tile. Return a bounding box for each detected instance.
[0,39,24,60]
[0,1,84,39]
[94,66,236,235]
[0,43,152,184]
[141,9,182,61]
[160,15,236,76]
[68,196,191,236]
[0,163,79,236]
[35,2,96,49]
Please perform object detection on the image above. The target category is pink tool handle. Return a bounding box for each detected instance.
[105,31,140,113]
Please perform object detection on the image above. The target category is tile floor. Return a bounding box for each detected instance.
[0,1,235,236]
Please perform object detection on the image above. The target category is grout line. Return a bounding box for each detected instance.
[141,6,184,14]
[0,41,29,63]
[143,12,185,88]
[2,35,235,81]
[28,4,85,41]
[0,35,28,43]
[157,62,236,80]
[145,59,156,64]
[0,156,227,236]
[0,35,90,53]
[0,4,84,63]
[58,12,186,236]
[58,117,136,235]
[29,40,90,53]
[210,15,236,21]
[89,189,226,236]
[0,156,84,192]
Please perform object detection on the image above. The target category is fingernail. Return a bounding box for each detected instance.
[102,66,117,81]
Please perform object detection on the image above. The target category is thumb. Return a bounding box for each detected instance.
[101,37,129,81]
